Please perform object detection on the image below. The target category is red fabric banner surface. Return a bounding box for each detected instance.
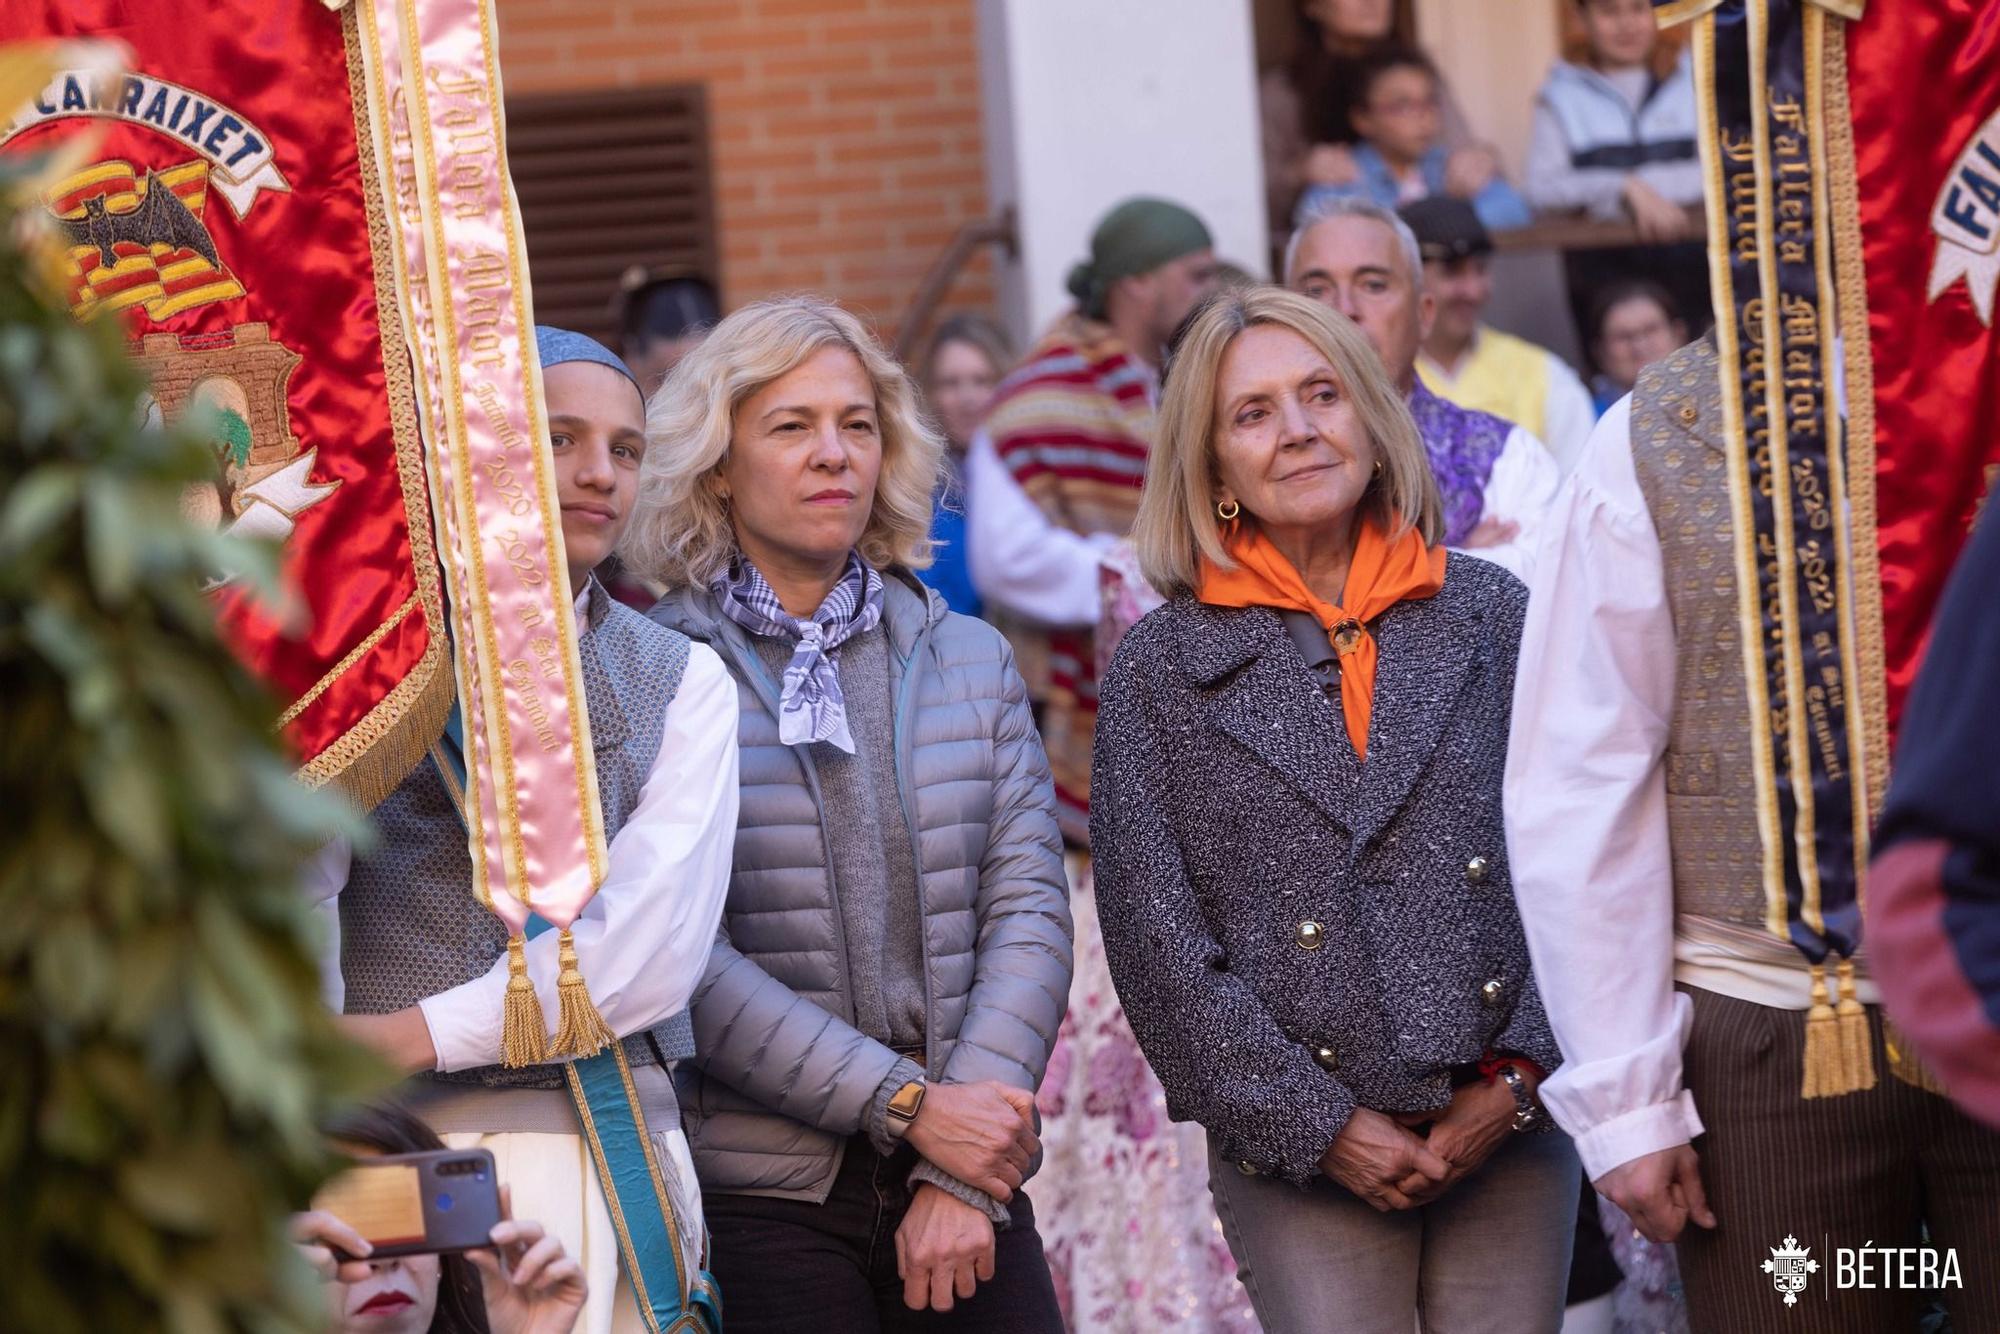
[1845,2,2000,740]
[3,1,448,804]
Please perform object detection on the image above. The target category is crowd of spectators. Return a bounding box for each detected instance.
[558,6,1722,1329]
[1262,0,1708,382]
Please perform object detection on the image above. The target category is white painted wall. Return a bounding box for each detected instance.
[976,0,1269,341]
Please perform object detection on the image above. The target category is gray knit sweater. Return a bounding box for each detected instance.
[750,628,926,1048]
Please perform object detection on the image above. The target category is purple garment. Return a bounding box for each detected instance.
[1405,378,1511,546]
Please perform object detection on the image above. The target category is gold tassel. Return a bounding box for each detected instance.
[547,928,616,1059]
[1800,962,1841,1098]
[501,934,549,1069]
[1882,1015,1952,1096]
[1802,959,1876,1099]
[1833,958,1876,1093]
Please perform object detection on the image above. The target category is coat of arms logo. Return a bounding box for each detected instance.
[1762,1235,1820,1308]
[3,69,336,549]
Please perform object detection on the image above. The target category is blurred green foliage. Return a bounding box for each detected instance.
[0,204,388,1330]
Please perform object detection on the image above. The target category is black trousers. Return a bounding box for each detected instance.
[705,1137,1064,1333]
[1675,985,2000,1333]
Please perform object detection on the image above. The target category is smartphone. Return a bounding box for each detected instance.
[310,1148,504,1259]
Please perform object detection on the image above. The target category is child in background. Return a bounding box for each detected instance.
[1294,46,1532,232]
[1526,0,1701,239]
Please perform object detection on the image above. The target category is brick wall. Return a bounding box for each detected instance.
[497,0,996,345]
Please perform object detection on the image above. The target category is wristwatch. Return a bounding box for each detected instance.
[885,1077,927,1136]
[1496,1063,1547,1133]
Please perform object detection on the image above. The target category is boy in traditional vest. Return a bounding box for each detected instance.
[1505,337,2000,1331]
[306,329,741,1334]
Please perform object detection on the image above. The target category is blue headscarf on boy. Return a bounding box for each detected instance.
[534,324,643,394]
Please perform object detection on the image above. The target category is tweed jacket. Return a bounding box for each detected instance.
[1090,551,1561,1188]
[649,570,1073,1202]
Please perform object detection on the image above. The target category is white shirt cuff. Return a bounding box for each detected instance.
[1566,1090,1706,1182]
[417,967,505,1073]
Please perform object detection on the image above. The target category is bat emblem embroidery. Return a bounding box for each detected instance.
[56,169,220,269]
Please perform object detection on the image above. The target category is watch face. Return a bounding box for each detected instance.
[888,1081,925,1121]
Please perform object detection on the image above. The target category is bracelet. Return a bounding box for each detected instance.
[1496,1063,1548,1134]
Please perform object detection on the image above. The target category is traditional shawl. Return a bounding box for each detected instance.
[982,312,1158,843]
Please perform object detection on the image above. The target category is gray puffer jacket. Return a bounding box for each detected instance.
[649,571,1073,1202]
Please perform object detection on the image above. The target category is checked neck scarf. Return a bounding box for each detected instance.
[715,552,884,754]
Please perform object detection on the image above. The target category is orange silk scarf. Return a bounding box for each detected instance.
[1197,517,1445,760]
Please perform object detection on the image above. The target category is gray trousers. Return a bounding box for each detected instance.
[1206,1127,1579,1334]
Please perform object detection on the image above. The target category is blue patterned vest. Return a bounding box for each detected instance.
[341,583,698,1089]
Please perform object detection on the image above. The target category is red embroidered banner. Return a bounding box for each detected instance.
[1841,2,2000,753]
[3,2,449,805]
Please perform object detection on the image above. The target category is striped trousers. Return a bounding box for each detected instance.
[1675,985,2000,1332]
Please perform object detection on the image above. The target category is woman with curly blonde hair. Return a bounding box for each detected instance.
[628,296,1072,1332]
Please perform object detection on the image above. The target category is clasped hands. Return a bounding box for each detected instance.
[1318,1070,1533,1212]
[895,1079,1039,1313]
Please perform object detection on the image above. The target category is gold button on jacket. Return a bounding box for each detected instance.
[1465,855,1490,884]
[1294,920,1325,951]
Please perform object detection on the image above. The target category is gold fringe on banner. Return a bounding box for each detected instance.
[548,929,616,1059]
[291,6,455,815]
[1882,1016,1952,1096]
[501,934,549,1069]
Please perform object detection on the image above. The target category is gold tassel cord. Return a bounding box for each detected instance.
[1883,1015,1953,1096]
[1833,957,1876,1093]
[1801,961,1841,1098]
[547,928,616,1060]
[1801,959,1874,1099]
[501,933,549,1069]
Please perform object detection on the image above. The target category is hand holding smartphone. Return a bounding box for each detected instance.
[310,1147,506,1259]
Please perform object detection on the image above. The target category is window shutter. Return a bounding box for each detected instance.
[504,84,717,347]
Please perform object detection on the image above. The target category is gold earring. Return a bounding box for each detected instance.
[1216,498,1240,521]
[1372,461,1383,478]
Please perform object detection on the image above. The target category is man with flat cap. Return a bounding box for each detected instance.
[968,196,1220,842]
[1401,197,1596,477]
